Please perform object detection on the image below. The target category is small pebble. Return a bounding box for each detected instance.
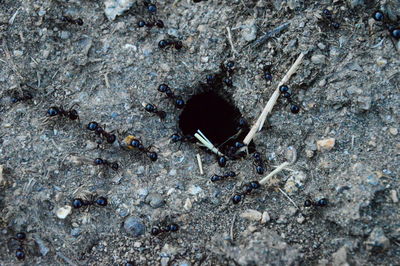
[389,127,398,136]
[13,50,23,56]
[60,31,71,39]
[332,246,348,265]
[296,215,305,224]
[183,198,192,210]
[70,228,81,237]
[390,190,398,203]
[33,235,50,256]
[316,138,336,151]
[365,227,390,252]
[188,185,203,195]
[241,19,257,42]
[240,209,262,222]
[145,193,165,208]
[123,216,145,237]
[305,149,314,158]
[0,165,4,185]
[56,205,72,219]
[311,54,326,64]
[261,211,270,224]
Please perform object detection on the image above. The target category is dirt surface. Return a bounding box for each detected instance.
[0,0,399,265]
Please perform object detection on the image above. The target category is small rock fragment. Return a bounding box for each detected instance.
[104,0,135,21]
[123,216,145,237]
[0,165,4,185]
[56,205,72,219]
[390,190,398,203]
[241,19,257,42]
[305,149,314,158]
[365,227,390,252]
[311,54,326,64]
[389,127,398,136]
[317,138,336,152]
[296,215,305,224]
[70,228,81,237]
[261,211,270,224]
[331,246,348,266]
[145,193,165,208]
[240,209,262,222]
[183,198,192,210]
[188,185,202,195]
[33,235,50,256]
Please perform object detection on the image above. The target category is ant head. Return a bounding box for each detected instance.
[16,232,26,240]
[94,158,104,165]
[47,107,59,116]
[95,196,108,206]
[111,162,119,171]
[106,134,117,144]
[145,103,156,112]
[72,198,84,209]
[87,121,99,131]
[147,151,158,161]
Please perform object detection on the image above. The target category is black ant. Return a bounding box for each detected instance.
[210,171,236,182]
[252,152,265,175]
[8,232,29,260]
[151,223,179,236]
[47,105,79,121]
[144,103,167,119]
[137,19,164,28]
[262,65,273,82]
[206,61,235,89]
[158,39,183,50]
[137,0,164,28]
[231,181,261,204]
[304,198,329,207]
[371,10,400,40]
[320,8,340,29]
[86,121,117,144]
[279,85,300,114]
[10,92,33,103]
[157,84,185,108]
[124,135,158,161]
[72,196,108,209]
[94,158,119,171]
[193,0,208,2]
[61,15,83,26]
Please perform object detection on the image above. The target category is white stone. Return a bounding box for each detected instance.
[261,211,270,224]
[104,0,135,21]
[240,209,262,222]
[317,138,336,151]
[56,205,72,219]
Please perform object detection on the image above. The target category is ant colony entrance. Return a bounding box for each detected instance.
[178,90,253,157]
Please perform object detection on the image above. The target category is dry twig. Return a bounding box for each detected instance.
[242,53,305,145]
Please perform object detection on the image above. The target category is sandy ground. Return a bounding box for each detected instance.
[0,0,399,265]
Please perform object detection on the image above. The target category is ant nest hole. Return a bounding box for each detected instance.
[178,89,254,156]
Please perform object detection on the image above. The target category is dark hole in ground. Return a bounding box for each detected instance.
[179,90,249,152]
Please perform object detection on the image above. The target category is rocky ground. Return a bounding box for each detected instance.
[0,0,399,265]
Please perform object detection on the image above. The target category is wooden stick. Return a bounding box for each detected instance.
[226,27,239,56]
[242,53,305,145]
[278,187,299,209]
[194,132,224,156]
[196,153,204,175]
[259,161,290,186]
